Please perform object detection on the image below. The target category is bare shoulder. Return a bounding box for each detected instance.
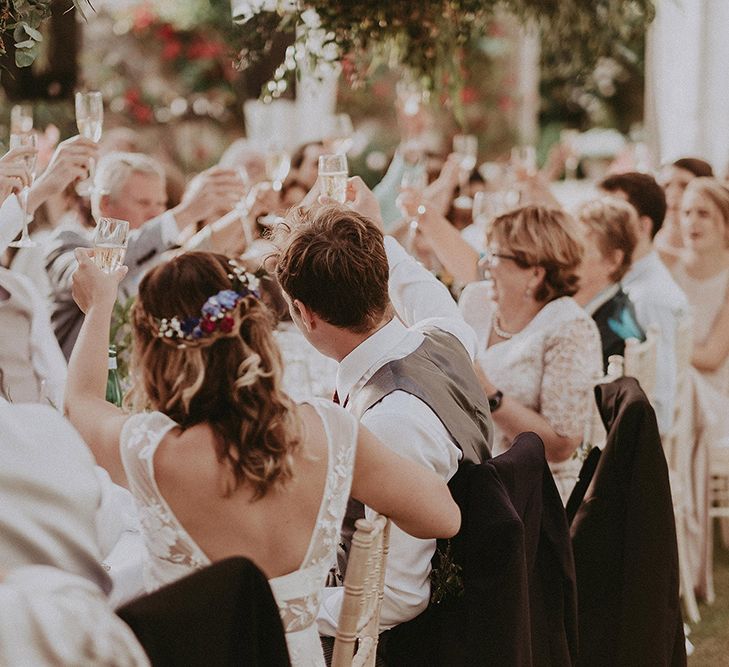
[154,423,221,489]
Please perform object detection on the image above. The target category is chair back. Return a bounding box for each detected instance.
[622,325,659,405]
[664,316,694,471]
[332,514,391,667]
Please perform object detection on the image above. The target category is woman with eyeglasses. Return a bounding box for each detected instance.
[458,205,602,501]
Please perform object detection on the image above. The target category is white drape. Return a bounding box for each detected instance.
[645,0,729,170]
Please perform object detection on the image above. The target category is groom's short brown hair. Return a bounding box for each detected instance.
[276,205,389,333]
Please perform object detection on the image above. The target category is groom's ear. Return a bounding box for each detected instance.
[293,299,317,332]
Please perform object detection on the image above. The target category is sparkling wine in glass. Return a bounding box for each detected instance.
[265,147,291,192]
[10,104,33,134]
[318,154,348,204]
[8,132,38,248]
[325,114,354,155]
[399,161,428,254]
[453,134,478,206]
[93,217,129,273]
[75,91,104,196]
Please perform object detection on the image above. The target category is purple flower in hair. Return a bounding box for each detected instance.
[217,290,240,309]
[201,297,222,318]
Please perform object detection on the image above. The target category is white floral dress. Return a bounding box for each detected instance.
[119,398,358,667]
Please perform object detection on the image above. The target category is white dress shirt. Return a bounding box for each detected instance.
[622,251,690,434]
[317,236,478,635]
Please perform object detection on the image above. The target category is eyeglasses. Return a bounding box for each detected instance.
[479,250,524,267]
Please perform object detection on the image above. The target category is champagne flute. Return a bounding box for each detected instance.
[325,113,354,155]
[10,104,33,134]
[75,91,104,196]
[264,142,291,192]
[8,132,38,248]
[318,154,349,204]
[93,217,129,273]
[511,145,537,177]
[399,161,428,254]
[560,129,580,180]
[453,134,478,205]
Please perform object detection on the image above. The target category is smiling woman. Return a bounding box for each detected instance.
[669,178,729,389]
[459,205,603,502]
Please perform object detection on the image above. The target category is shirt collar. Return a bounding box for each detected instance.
[623,251,658,286]
[336,317,409,403]
[583,282,620,316]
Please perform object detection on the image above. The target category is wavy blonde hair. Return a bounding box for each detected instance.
[487,205,583,302]
[128,251,301,498]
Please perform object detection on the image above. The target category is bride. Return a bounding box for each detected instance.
[65,249,460,666]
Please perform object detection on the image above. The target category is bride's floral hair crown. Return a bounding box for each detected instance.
[154,260,260,346]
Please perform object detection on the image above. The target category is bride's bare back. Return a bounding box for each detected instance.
[153,403,330,579]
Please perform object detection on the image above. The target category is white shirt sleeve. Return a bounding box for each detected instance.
[385,235,478,360]
[0,566,150,667]
[157,210,181,246]
[0,195,23,254]
[316,391,460,636]
[644,303,679,435]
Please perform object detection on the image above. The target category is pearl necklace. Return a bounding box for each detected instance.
[492,311,520,340]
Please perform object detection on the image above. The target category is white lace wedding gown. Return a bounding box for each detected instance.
[119,398,358,667]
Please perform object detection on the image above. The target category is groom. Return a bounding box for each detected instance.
[276,178,492,636]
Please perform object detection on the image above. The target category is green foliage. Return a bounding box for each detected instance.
[232,0,656,103]
[0,1,93,70]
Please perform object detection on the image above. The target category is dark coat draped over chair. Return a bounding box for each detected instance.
[117,557,291,667]
[381,433,577,666]
[490,432,579,667]
[570,377,686,667]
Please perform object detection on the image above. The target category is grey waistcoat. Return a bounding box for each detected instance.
[337,327,493,578]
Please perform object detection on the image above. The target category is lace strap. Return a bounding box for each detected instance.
[119,411,177,507]
[300,400,358,569]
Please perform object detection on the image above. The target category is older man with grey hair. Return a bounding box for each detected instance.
[45,151,242,358]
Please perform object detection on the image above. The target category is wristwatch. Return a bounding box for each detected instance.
[488,390,503,413]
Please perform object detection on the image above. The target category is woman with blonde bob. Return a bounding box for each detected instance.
[64,249,460,666]
[458,205,603,501]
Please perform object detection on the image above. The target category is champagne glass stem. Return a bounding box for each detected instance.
[459,169,469,197]
[407,219,419,255]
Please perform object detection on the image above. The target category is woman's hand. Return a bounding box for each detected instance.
[27,136,97,213]
[0,147,34,204]
[71,248,127,315]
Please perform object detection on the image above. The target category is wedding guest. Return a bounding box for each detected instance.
[64,249,460,667]
[218,138,267,185]
[574,197,645,369]
[656,157,714,260]
[289,141,325,190]
[46,151,242,358]
[0,566,149,666]
[0,139,105,405]
[665,178,729,393]
[458,205,603,501]
[275,182,491,636]
[598,171,689,435]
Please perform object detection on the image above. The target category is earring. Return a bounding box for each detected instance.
[524,286,532,298]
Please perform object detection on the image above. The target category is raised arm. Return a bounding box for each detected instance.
[398,188,481,285]
[344,176,478,357]
[349,424,460,540]
[64,249,130,485]
[692,296,729,371]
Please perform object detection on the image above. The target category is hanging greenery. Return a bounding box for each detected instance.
[0,0,93,69]
[232,0,656,101]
